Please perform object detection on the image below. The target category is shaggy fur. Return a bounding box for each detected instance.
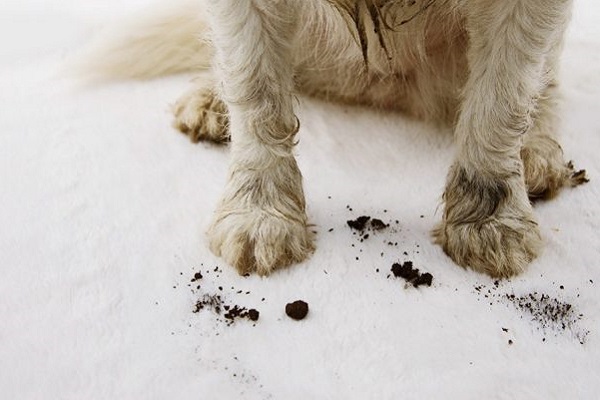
[79,0,588,277]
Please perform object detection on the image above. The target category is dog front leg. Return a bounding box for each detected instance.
[435,0,573,277]
[205,0,313,275]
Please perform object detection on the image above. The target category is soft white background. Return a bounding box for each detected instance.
[1,1,599,399]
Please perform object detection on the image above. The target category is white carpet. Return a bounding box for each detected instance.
[1,1,599,399]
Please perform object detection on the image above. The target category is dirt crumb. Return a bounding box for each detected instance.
[370,218,388,230]
[191,272,203,282]
[413,272,433,287]
[347,216,371,231]
[391,261,433,287]
[392,262,419,281]
[286,300,309,320]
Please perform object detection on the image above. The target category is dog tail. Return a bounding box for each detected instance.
[69,0,210,81]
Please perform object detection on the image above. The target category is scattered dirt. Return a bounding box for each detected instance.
[473,281,590,344]
[285,300,309,320]
[193,293,260,326]
[193,293,224,314]
[188,267,260,327]
[344,208,430,289]
[391,261,433,287]
[504,292,587,343]
[224,304,260,322]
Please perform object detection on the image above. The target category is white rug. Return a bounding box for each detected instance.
[1,1,599,399]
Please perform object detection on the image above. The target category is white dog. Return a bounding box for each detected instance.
[79,0,587,277]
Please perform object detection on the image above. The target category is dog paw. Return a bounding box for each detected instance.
[434,215,542,278]
[435,165,542,277]
[207,210,315,276]
[172,87,230,144]
[521,135,589,199]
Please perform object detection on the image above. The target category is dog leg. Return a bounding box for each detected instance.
[435,0,573,277]
[205,0,314,275]
[521,79,588,199]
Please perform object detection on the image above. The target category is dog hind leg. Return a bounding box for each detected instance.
[521,78,588,199]
[172,78,230,144]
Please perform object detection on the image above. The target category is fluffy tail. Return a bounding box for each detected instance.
[69,0,211,81]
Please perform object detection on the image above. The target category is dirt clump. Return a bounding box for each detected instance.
[191,271,203,282]
[391,261,433,287]
[347,216,371,231]
[413,272,433,287]
[285,300,309,320]
[370,218,388,231]
[346,215,390,233]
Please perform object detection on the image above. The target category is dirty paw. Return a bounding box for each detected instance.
[172,87,229,144]
[208,210,314,276]
[434,216,542,278]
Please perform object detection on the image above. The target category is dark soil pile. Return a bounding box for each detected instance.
[285,300,309,320]
[391,261,433,287]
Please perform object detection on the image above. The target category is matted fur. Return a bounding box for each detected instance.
[79,0,588,277]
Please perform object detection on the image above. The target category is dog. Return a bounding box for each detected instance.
[79,0,588,277]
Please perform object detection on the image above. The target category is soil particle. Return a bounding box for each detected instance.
[413,273,433,287]
[347,216,371,231]
[247,309,260,321]
[193,294,223,315]
[224,305,259,323]
[285,300,309,320]
[347,215,391,234]
[191,272,203,282]
[392,261,419,281]
[370,218,388,231]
